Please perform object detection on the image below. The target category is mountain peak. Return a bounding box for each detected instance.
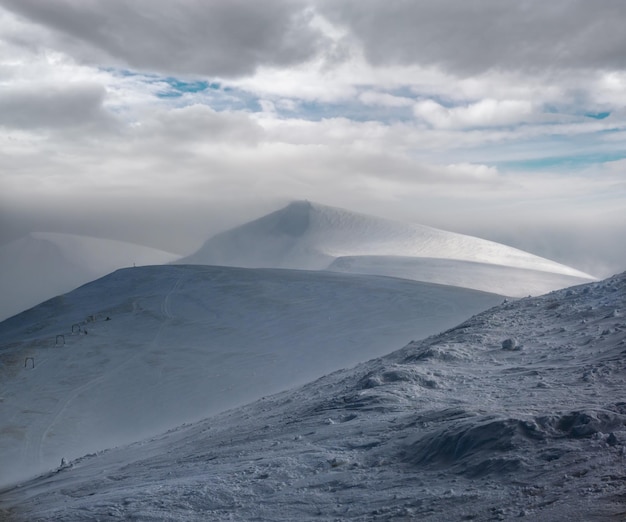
[269,200,313,237]
[284,199,313,211]
[179,201,595,295]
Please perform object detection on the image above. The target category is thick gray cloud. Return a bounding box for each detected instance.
[0,83,109,129]
[0,0,326,76]
[321,0,626,75]
[0,0,624,283]
[143,105,264,145]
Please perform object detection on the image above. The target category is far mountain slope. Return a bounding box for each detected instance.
[179,201,595,296]
[0,232,180,321]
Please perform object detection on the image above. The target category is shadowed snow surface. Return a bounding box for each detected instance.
[179,201,595,297]
[1,272,624,521]
[0,264,501,489]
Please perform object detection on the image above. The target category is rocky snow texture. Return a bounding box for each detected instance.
[0,264,501,488]
[2,272,625,521]
[179,201,596,297]
[0,232,179,321]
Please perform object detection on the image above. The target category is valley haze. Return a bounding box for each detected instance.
[1,201,596,321]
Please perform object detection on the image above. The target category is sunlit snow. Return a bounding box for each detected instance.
[180,201,596,296]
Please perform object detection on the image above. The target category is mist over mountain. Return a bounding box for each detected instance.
[0,202,597,324]
[179,201,596,296]
[0,232,179,321]
[0,202,617,520]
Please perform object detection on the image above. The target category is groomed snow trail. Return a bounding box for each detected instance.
[1,272,624,521]
[33,274,185,468]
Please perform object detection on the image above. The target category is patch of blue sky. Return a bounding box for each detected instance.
[585,111,611,120]
[101,67,141,78]
[242,85,420,122]
[543,104,611,121]
[105,66,417,122]
[264,99,415,124]
[155,78,212,98]
[497,151,626,172]
[158,87,255,113]
[598,127,623,135]
[102,67,219,97]
[145,75,258,111]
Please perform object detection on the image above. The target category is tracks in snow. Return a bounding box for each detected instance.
[32,274,185,471]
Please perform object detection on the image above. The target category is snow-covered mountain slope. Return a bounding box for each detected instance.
[178,201,596,297]
[0,264,502,488]
[2,273,623,521]
[327,255,595,297]
[0,232,180,321]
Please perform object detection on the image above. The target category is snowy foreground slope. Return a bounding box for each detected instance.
[2,273,624,521]
[0,264,501,489]
[0,232,179,321]
[179,201,595,297]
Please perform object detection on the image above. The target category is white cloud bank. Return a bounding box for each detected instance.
[413,99,536,129]
[0,1,624,276]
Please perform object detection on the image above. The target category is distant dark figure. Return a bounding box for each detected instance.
[105,316,111,321]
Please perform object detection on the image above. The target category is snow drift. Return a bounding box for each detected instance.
[179,201,596,296]
[2,272,624,521]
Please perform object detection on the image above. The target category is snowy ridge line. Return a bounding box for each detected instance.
[1,273,624,521]
[326,254,595,297]
[179,201,596,297]
[0,232,180,321]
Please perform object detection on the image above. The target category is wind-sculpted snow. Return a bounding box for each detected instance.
[179,201,596,297]
[0,264,501,489]
[1,273,624,521]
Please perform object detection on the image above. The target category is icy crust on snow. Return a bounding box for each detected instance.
[0,264,502,489]
[2,274,625,521]
[180,201,595,296]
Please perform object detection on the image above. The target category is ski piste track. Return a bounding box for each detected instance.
[11,273,186,476]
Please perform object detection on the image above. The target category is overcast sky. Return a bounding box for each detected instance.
[0,0,624,276]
